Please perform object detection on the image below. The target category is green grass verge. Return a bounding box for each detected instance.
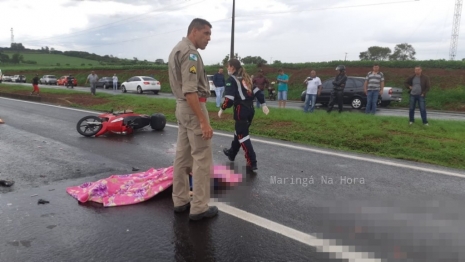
[1,84,464,170]
[2,51,100,67]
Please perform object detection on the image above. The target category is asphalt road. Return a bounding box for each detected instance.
[1,97,465,262]
[4,82,465,121]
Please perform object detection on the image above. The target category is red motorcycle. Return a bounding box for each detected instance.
[76,110,166,137]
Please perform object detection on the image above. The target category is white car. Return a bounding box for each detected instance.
[207,75,216,95]
[120,76,161,94]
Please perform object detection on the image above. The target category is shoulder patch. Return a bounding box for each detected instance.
[189,54,198,61]
[226,82,232,86]
[189,66,197,74]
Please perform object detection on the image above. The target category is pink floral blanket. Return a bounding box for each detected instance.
[66,165,242,207]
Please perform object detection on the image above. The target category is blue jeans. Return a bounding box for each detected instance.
[113,82,118,90]
[278,91,287,101]
[304,94,317,112]
[365,90,379,114]
[409,95,428,124]
[215,86,224,107]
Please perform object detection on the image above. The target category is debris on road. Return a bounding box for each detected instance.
[31,194,38,197]
[38,199,50,205]
[132,167,140,171]
[0,180,15,187]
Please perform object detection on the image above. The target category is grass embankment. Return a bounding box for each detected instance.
[1,84,464,170]
[2,51,100,67]
[3,64,465,111]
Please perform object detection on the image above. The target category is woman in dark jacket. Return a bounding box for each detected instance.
[218,59,269,171]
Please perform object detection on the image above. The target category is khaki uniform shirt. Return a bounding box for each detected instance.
[168,37,210,101]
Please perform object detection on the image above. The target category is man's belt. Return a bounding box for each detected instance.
[199,97,207,103]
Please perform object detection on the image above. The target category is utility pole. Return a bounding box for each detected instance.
[230,0,235,60]
[450,0,463,60]
[345,53,347,61]
[11,28,14,45]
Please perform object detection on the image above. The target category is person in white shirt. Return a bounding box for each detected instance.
[112,74,118,91]
[303,70,322,113]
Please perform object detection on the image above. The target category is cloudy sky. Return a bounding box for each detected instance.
[0,0,462,65]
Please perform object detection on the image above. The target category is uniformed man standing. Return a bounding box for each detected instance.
[168,18,217,221]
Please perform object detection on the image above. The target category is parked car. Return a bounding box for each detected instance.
[57,75,77,86]
[207,75,216,95]
[300,76,381,109]
[95,77,120,89]
[39,75,57,85]
[379,86,403,106]
[2,75,12,82]
[11,75,27,83]
[120,76,161,94]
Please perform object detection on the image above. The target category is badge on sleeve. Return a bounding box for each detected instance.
[189,54,198,61]
[189,66,197,74]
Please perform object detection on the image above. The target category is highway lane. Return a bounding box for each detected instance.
[3,81,465,121]
[1,97,465,262]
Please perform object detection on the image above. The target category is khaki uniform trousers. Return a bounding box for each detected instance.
[172,101,213,215]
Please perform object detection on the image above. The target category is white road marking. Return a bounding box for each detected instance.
[212,201,384,262]
[1,96,464,179]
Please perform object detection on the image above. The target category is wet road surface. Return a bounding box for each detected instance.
[1,97,465,262]
[5,82,465,121]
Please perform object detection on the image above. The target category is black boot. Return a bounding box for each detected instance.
[223,148,235,161]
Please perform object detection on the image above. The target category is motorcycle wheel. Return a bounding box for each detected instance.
[150,113,166,131]
[76,116,103,137]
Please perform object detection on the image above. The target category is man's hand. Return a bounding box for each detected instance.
[218,109,223,118]
[200,121,213,140]
[185,92,213,140]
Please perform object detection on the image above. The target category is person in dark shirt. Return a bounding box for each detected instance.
[30,74,40,96]
[327,65,347,113]
[213,68,226,107]
[252,69,269,108]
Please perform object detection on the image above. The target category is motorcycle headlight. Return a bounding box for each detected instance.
[111,117,124,123]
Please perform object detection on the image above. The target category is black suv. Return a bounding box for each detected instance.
[301,76,381,109]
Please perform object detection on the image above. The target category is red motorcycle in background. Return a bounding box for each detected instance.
[76,110,166,137]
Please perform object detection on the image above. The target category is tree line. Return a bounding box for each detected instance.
[359,43,416,61]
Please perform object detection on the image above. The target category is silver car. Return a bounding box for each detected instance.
[380,87,403,106]
[39,75,57,85]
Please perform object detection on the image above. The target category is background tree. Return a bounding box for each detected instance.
[0,52,10,63]
[241,56,267,65]
[10,43,25,50]
[11,53,23,64]
[222,53,240,65]
[389,43,416,61]
[359,46,391,61]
